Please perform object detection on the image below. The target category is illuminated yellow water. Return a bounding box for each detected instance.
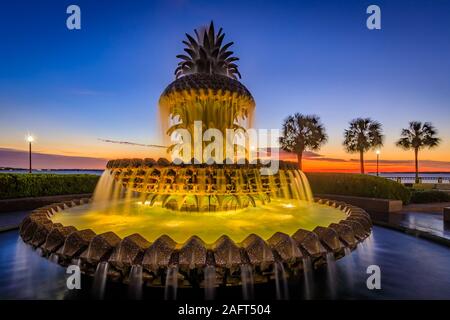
[51,199,346,244]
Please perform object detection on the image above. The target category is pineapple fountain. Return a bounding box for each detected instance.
[19,22,372,295]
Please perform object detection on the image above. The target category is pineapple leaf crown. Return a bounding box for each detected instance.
[175,21,241,80]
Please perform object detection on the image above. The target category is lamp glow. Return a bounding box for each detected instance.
[26,134,34,174]
[376,149,380,176]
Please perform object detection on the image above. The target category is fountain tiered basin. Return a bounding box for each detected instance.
[19,160,372,288]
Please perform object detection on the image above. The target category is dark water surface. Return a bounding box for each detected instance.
[1,226,449,300]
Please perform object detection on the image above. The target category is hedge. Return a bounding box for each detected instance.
[305,173,412,204]
[0,173,100,200]
[410,190,450,204]
[0,172,415,203]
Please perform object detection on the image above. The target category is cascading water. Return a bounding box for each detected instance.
[204,266,216,300]
[325,252,337,299]
[92,170,115,204]
[72,258,81,267]
[91,169,142,214]
[343,247,354,291]
[297,170,314,202]
[92,261,109,299]
[361,234,375,262]
[274,262,289,300]
[103,165,314,210]
[240,264,254,300]
[49,253,59,264]
[36,248,43,257]
[128,265,143,300]
[302,257,313,299]
[164,266,178,300]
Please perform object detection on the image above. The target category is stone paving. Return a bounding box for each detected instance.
[369,203,450,242]
[0,211,30,232]
[397,211,450,240]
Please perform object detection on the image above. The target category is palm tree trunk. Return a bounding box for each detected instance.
[360,150,365,174]
[415,148,419,183]
[297,152,303,171]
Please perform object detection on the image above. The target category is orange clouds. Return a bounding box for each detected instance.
[1,146,449,172]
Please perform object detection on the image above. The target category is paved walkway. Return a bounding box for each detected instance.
[0,211,30,232]
[371,203,450,242]
[397,211,450,241]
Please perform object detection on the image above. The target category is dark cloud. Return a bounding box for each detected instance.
[0,148,107,169]
[98,139,166,148]
[275,149,344,161]
[309,157,348,162]
[302,151,323,158]
[260,148,322,158]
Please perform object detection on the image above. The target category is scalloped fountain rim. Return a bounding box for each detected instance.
[19,198,372,288]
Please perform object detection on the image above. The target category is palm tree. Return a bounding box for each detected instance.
[279,114,328,170]
[343,118,384,174]
[396,121,441,183]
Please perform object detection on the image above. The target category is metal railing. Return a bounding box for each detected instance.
[382,176,450,184]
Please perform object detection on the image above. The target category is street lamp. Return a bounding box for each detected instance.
[376,149,380,177]
[26,135,34,174]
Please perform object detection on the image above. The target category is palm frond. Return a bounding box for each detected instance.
[396,121,441,151]
[175,22,241,79]
[280,114,327,154]
[343,118,384,153]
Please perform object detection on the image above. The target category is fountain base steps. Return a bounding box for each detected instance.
[0,193,92,213]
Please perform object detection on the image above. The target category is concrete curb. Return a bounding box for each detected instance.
[0,193,92,213]
[0,225,20,233]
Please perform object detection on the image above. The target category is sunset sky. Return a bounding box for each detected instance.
[1,0,450,172]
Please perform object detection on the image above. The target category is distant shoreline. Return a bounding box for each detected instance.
[369,172,450,175]
[0,168,103,172]
[1,168,450,175]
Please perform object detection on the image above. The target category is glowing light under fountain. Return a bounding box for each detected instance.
[19,22,372,291]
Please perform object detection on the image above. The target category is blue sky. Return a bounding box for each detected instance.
[1,0,450,170]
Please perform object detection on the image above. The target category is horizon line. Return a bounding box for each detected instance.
[2,167,450,175]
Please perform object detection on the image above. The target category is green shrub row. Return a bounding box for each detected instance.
[0,173,100,200]
[410,190,450,204]
[305,172,412,204]
[1,172,420,204]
